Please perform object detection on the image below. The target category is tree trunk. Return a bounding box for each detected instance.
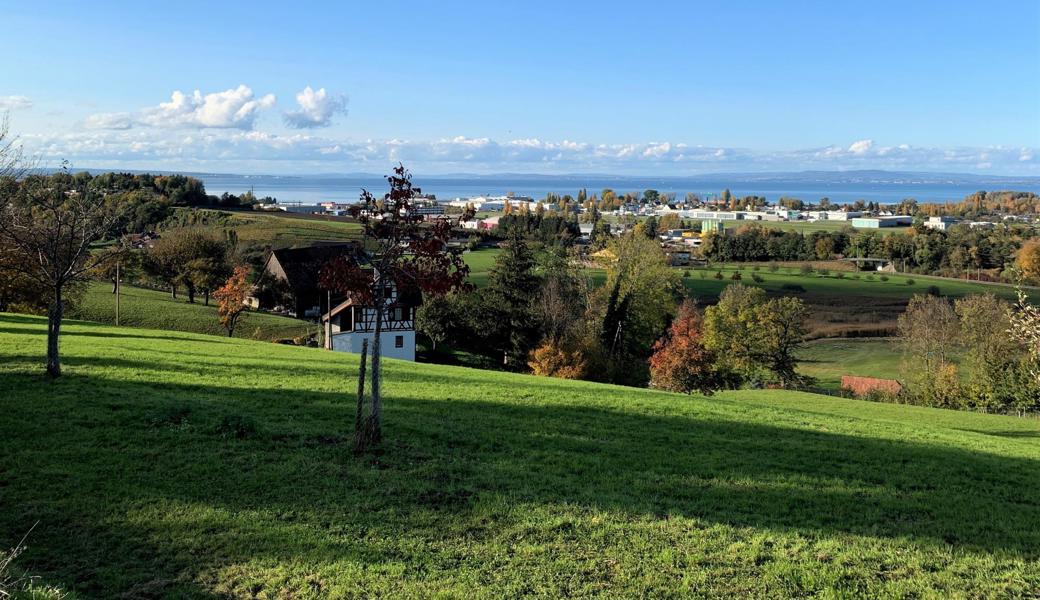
[171,284,177,299]
[111,278,118,294]
[46,286,63,378]
[204,290,210,306]
[187,285,196,304]
[369,280,384,445]
[354,338,368,453]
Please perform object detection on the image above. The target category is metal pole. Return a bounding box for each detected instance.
[115,261,120,327]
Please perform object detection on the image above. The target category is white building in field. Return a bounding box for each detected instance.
[923,216,960,231]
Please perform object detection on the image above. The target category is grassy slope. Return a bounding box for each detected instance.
[2,314,1039,598]
[190,209,362,249]
[67,282,318,341]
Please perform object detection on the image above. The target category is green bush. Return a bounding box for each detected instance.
[714,271,724,280]
[780,283,806,293]
[751,273,764,283]
[768,262,780,272]
[906,278,915,286]
[730,271,743,281]
[879,274,889,282]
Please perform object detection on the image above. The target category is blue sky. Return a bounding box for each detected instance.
[2,0,1038,175]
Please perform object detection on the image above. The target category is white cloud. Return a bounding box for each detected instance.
[847,139,874,154]
[84,112,134,130]
[140,85,275,129]
[0,96,33,111]
[283,86,347,129]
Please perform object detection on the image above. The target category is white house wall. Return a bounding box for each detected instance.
[330,330,416,361]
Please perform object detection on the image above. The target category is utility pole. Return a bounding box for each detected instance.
[326,289,332,350]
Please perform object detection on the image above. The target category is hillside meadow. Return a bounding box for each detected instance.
[67,282,318,342]
[2,314,1039,598]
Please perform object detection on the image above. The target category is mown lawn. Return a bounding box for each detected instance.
[2,314,1039,598]
[67,282,318,342]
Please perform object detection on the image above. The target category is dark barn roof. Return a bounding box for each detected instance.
[266,242,366,293]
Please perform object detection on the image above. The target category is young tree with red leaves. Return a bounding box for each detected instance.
[648,299,722,395]
[215,265,251,337]
[320,165,470,451]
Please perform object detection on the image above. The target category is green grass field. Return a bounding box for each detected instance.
[798,338,904,391]
[186,209,363,249]
[67,282,318,342]
[2,314,1039,598]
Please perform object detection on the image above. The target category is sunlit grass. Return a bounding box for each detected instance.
[2,314,1038,597]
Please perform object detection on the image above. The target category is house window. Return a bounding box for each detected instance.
[395,335,404,348]
[393,307,404,321]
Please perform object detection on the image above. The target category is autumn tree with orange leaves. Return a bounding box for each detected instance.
[215,265,251,337]
[648,300,723,394]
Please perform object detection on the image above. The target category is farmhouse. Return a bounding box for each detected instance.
[322,276,418,361]
[257,242,365,318]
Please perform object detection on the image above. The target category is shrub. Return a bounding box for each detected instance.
[528,341,588,379]
[926,285,941,297]
[865,274,875,281]
[817,268,830,277]
[752,265,761,272]
[730,271,743,281]
[879,274,889,282]
[905,278,915,286]
[768,262,780,273]
[682,269,691,278]
[714,271,724,280]
[834,271,845,279]
[780,283,806,293]
[799,264,813,275]
[751,273,764,283]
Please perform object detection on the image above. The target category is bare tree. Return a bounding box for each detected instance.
[0,114,25,180]
[0,167,125,377]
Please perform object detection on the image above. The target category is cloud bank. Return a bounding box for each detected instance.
[15,85,1036,175]
[0,96,33,111]
[21,129,1039,176]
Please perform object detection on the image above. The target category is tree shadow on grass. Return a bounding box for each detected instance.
[0,325,231,344]
[3,368,1040,596]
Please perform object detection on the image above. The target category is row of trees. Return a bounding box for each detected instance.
[897,293,1039,414]
[702,222,1031,280]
